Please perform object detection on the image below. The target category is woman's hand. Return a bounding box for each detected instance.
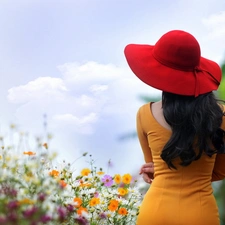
[139,162,154,184]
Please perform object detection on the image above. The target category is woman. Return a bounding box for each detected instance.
[124,30,225,225]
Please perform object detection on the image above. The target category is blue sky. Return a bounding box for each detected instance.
[1,0,225,174]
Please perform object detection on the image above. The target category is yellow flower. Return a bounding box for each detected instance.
[0,155,2,159]
[118,207,128,215]
[122,173,132,184]
[97,171,104,175]
[23,151,36,156]
[118,187,128,196]
[81,168,91,176]
[89,197,100,206]
[114,174,121,184]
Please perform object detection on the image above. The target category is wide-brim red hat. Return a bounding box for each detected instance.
[124,30,222,97]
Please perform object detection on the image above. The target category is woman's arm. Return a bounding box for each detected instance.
[136,106,153,163]
[137,106,154,183]
[211,153,225,182]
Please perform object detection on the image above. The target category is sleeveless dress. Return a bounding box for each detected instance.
[136,103,225,225]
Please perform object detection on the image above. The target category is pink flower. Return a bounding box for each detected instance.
[101,175,113,187]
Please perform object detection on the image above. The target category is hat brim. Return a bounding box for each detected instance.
[124,44,221,96]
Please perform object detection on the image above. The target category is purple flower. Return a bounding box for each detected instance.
[57,206,67,222]
[75,216,89,225]
[7,212,18,223]
[101,175,113,187]
[23,206,38,218]
[40,214,52,223]
[94,191,99,198]
[99,212,107,219]
[38,192,46,202]
[7,200,18,210]
[0,216,7,223]
[66,204,74,213]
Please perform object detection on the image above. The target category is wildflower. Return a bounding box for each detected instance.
[75,216,89,225]
[74,197,82,208]
[89,197,100,206]
[81,168,91,176]
[77,206,88,215]
[108,199,119,212]
[118,207,128,215]
[7,200,18,210]
[118,187,128,196]
[79,180,91,188]
[0,216,7,223]
[102,175,113,187]
[97,171,104,175]
[114,174,121,184]
[23,151,36,156]
[122,173,132,184]
[7,212,18,223]
[43,143,48,149]
[37,193,46,202]
[49,169,59,177]
[40,214,52,223]
[18,198,35,205]
[94,192,99,198]
[99,212,107,219]
[23,206,38,218]
[59,180,67,188]
[57,206,67,222]
[66,204,74,213]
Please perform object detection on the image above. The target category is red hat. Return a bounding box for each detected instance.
[124,30,221,97]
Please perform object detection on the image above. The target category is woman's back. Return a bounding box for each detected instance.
[136,102,225,225]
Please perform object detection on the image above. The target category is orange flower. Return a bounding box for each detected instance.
[43,143,48,149]
[89,197,100,206]
[18,198,34,205]
[74,197,82,208]
[79,180,91,188]
[122,174,132,184]
[59,180,67,188]
[118,187,128,196]
[77,206,88,215]
[114,174,121,184]
[118,207,128,215]
[23,151,36,156]
[49,169,59,177]
[97,171,104,175]
[81,168,91,176]
[108,199,119,212]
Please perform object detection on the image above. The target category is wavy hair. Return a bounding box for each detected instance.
[161,91,225,169]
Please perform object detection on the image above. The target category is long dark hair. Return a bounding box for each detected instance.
[161,91,225,169]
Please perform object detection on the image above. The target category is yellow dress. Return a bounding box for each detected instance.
[136,103,225,225]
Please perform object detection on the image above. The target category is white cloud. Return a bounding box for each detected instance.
[53,112,98,134]
[8,62,160,131]
[203,11,225,27]
[89,84,108,93]
[7,77,68,104]
[202,11,225,39]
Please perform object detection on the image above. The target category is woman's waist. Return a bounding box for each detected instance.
[151,175,213,193]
